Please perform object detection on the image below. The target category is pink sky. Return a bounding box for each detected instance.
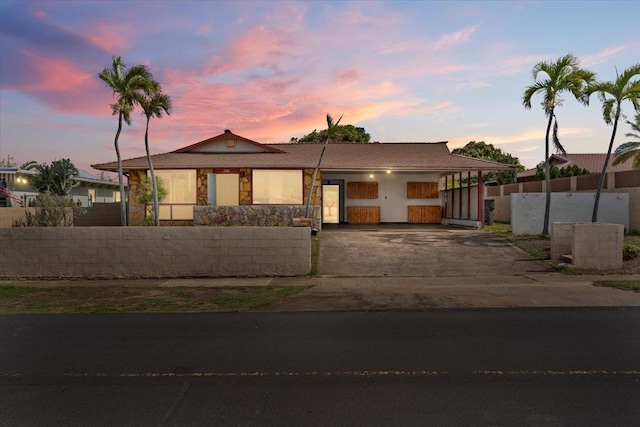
[1,1,639,174]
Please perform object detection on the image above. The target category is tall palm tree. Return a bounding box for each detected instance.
[522,53,595,236]
[305,113,343,219]
[584,64,640,222]
[613,114,640,169]
[99,56,154,226]
[140,82,172,226]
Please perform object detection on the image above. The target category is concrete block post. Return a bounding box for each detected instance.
[550,222,575,260]
[572,223,623,269]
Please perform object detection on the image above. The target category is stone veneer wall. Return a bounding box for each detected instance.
[129,168,322,226]
[303,168,322,208]
[194,205,321,229]
[0,226,311,278]
[127,171,147,226]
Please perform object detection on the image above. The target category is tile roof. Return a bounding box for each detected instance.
[550,153,635,173]
[518,153,636,178]
[92,135,515,173]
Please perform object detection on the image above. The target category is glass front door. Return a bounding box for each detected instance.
[322,184,340,223]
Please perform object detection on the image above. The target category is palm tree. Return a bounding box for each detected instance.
[19,160,39,170]
[584,64,640,222]
[305,113,343,219]
[613,114,640,169]
[140,82,172,226]
[99,56,154,226]
[522,53,595,236]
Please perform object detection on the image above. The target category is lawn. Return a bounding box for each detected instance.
[593,280,640,292]
[0,285,311,314]
[483,223,640,275]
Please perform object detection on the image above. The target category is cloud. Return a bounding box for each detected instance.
[431,25,479,51]
[84,22,133,52]
[1,49,110,116]
[518,145,540,153]
[581,46,625,67]
[335,69,363,85]
[204,26,296,75]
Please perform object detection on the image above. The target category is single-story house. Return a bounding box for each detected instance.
[517,153,635,182]
[0,168,122,207]
[92,130,513,227]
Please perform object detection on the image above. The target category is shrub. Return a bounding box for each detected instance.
[22,194,85,227]
[623,243,640,261]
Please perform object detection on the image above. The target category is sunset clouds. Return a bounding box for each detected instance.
[1,0,638,173]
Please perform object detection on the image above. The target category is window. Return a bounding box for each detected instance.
[252,170,302,204]
[155,170,197,220]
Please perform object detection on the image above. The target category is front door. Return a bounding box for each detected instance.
[322,180,344,223]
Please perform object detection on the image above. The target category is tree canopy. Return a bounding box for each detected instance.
[534,163,590,180]
[613,113,640,169]
[31,158,79,196]
[451,141,526,184]
[584,63,640,222]
[291,124,370,143]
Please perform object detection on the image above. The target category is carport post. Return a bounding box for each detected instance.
[458,172,463,219]
[450,175,454,219]
[444,175,448,218]
[467,171,471,220]
[477,171,483,223]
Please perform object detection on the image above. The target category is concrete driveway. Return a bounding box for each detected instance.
[318,224,550,277]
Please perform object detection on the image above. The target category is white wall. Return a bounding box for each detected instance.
[323,172,441,222]
[511,193,630,234]
[443,185,480,220]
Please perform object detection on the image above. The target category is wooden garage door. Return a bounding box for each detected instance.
[347,206,380,224]
[408,206,441,224]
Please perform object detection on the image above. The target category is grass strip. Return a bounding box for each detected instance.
[483,223,550,260]
[0,285,311,314]
[593,280,640,292]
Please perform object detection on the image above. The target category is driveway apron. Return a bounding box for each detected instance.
[317,225,549,277]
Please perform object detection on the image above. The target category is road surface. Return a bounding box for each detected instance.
[1,309,639,426]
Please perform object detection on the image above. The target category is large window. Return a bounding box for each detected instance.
[252,170,303,204]
[155,170,197,220]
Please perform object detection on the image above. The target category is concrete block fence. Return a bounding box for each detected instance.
[550,222,623,270]
[0,227,311,278]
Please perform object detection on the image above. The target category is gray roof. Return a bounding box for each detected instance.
[93,133,514,174]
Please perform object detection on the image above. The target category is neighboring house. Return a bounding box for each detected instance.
[518,153,636,182]
[92,130,513,227]
[0,167,122,207]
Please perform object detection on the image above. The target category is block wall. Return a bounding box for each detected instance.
[550,222,575,260]
[0,227,311,278]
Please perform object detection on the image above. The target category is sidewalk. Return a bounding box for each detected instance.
[3,273,639,310]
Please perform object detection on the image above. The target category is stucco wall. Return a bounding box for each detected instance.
[0,208,36,227]
[0,227,311,278]
[485,172,640,232]
[322,171,442,222]
[510,193,630,234]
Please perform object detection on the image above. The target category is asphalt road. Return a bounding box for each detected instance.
[2,309,639,426]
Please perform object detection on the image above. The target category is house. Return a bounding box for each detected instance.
[0,167,122,207]
[92,130,513,227]
[517,153,636,182]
